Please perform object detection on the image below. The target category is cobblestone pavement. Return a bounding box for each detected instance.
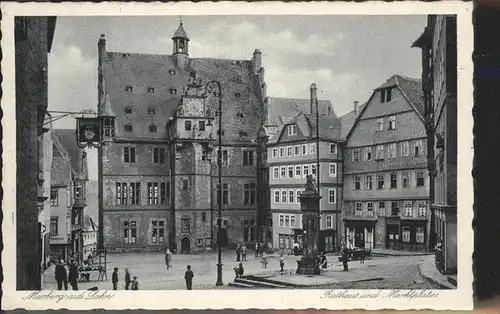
[42,250,440,290]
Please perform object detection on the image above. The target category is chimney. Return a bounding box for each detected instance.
[253,49,262,75]
[310,83,317,115]
[354,101,359,116]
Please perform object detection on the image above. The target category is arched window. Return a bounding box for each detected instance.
[125,124,133,132]
[125,107,133,114]
[149,125,157,133]
[206,108,212,117]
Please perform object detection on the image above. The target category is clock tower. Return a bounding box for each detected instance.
[167,71,216,253]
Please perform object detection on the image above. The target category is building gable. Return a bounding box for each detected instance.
[345,75,425,145]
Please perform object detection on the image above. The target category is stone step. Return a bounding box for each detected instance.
[245,274,301,288]
[228,281,255,288]
[235,277,287,289]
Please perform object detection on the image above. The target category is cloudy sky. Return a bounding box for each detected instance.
[48,15,426,180]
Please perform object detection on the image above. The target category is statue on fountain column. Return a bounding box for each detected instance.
[304,174,317,193]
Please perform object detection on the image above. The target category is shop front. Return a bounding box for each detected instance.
[344,218,377,249]
[400,218,428,252]
[386,216,400,250]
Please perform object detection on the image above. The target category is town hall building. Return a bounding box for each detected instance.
[98,22,267,253]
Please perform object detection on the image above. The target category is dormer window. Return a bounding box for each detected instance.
[125,86,133,92]
[380,88,392,103]
[148,87,155,93]
[149,125,157,133]
[170,88,177,94]
[125,124,133,132]
[125,107,133,114]
[288,124,297,136]
[148,108,156,115]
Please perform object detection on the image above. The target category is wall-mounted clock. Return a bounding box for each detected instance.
[185,98,204,116]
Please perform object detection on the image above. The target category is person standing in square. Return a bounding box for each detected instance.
[184,265,194,290]
[124,268,131,290]
[112,267,119,290]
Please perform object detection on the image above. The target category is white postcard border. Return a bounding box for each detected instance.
[1,1,474,310]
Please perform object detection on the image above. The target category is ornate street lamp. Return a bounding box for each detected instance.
[204,80,224,287]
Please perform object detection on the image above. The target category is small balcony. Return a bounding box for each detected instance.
[37,186,49,202]
[73,197,87,208]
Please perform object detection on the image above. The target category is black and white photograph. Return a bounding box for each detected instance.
[2,2,473,311]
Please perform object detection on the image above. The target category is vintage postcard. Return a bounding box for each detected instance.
[1,1,473,310]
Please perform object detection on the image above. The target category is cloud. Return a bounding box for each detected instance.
[48,44,99,180]
[48,44,97,130]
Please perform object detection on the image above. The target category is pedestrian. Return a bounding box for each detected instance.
[112,267,119,290]
[184,265,194,290]
[55,258,68,291]
[241,244,247,261]
[261,252,268,268]
[131,276,139,290]
[87,254,93,265]
[165,249,172,269]
[68,259,79,290]
[259,243,264,257]
[293,242,300,256]
[234,262,244,278]
[236,243,241,262]
[341,243,349,271]
[125,268,131,290]
[255,242,260,258]
[320,253,328,272]
[360,247,366,264]
[279,253,285,272]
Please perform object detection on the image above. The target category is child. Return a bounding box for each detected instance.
[185,265,194,290]
[279,253,285,272]
[131,276,139,290]
[112,267,119,290]
[261,252,268,269]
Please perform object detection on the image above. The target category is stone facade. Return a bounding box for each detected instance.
[15,16,56,290]
[99,23,266,252]
[343,75,430,252]
[413,15,457,274]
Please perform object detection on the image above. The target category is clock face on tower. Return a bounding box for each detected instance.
[185,98,204,116]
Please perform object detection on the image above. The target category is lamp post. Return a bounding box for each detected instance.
[205,80,224,287]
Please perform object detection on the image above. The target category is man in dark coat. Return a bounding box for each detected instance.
[124,268,131,290]
[184,265,194,290]
[54,259,68,290]
[341,244,350,271]
[112,267,119,290]
[68,259,79,290]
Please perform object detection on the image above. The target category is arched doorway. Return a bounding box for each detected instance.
[217,228,229,247]
[180,237,191,253]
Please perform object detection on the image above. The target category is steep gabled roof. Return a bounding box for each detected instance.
[340,103,367,139]
[103,52,264,142]
[374,75,424,119]
[51,134,71,187]
[264,97,335,128]
[52,129,88,181]
[268,111,342,144]
[345,75,424,141]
